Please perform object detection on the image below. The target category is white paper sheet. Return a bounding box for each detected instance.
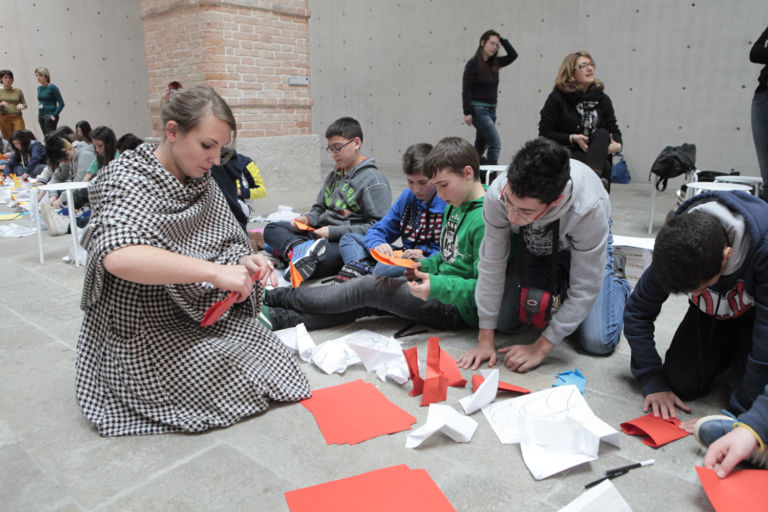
[459,368,499,414]
[0,223,36,237]
[558,479,633,512]
[347,335,409,385]
[311,338,362,375]
[405,404,478,448]
[482,385,620,479]
[274,323,316,362]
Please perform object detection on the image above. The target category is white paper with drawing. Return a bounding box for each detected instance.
[482,385,620,479]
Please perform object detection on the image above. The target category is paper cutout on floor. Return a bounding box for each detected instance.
[310,339,362,375]
[347,335,409,385]
[696,466,768,512]
[284,464,456,512]
[293,220,314,231]
[482,385,620,479]
[620,414,689,448]
[404,347,424,396]
[471,369,530,395]
[460,369,500,414]
[420,337,467,406]
[558,479,633,512]
[553,368,586,394]
[0,223,36,237]
[274,322,316,362]
[0,211,26,221]
[406,403,478,448]
[369,248,416,268]
[300,379,417,445]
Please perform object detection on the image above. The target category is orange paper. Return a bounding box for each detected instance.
[403,347,424,397]
[696,466,768,512]
[369,248,416,268]
[289,261,303,288]
[300,379,417,445]
[471,374,530,395]
[620,413,690,448]
[293,220,315,231]
[284,464,456,512]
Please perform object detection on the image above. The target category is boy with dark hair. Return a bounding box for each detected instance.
[458,137,630,372]
[624,191,768,477]
[337,143,446,279]
[266,136,485,331]
[263,116,391,283]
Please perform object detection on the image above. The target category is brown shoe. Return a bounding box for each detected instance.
[249,230,265,251]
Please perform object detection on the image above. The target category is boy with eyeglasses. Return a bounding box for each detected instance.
[265,136,486,333]
[263,117,391,283]
[458,137,630,372]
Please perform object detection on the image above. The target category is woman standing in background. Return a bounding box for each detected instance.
[35,67,65,135]
[462,29,518,165]
[0,70,27,140]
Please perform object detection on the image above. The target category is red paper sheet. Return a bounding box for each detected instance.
[421,337,448,406]
[403,347,424,397]
[285,464,456,512]
[620,413,690,448]
[301,379,417,445]
[369,248,416,268]
[471,374,530,395]
[696,466,768,512]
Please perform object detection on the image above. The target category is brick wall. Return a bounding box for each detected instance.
[140,0,312,138]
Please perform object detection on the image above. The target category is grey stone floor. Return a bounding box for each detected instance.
[0,174,723,511]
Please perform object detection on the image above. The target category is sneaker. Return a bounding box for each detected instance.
[40,198,70,236]
[333,260,373,284]
[694,414,768,469]
[612,249,627,280]
[264,286,292,308]
[284,239,328,284]
[268,306,304,330]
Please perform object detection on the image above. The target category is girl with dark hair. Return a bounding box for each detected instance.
[539,51,622,190]
[462,29,518,165]
[83,126,118,182]
[4,129,45,179]
[0,69,27,139]
[75,84,309,436]
[76,120,92,143]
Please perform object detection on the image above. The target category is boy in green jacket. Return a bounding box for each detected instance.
[265,136,488,331]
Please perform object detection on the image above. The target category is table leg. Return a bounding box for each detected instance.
[32,188,44,264]
[65,190,80,267]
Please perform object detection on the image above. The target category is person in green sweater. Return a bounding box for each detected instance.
[265,136,488,331]
[35,67,65,135]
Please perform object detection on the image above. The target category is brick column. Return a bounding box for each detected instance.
[140,0,320,212]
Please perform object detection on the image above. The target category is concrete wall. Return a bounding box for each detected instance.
[0,1,152,140]
[309,0,766,178]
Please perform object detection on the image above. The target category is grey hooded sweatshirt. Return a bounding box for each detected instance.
[476,159,610,344]
[304,157,392,242]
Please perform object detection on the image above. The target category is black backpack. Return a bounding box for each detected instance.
[649,143,696,191]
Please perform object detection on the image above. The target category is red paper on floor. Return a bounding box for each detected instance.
[284,464,456,512]
[301,379,417,445]
[620,413,690,447]
[471,374,530,395]
[696,466,768,512]
[420,337,467,406]
[403,347,424,397]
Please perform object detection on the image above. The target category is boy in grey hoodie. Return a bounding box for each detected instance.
[458,137,630,372]
[263,117,391,282]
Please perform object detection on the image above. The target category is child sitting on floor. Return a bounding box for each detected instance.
[336,143,446,280]
[262,116,391,284]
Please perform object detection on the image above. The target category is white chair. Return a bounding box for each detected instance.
[31,182,90,266]
[479,164,507,186]
[714,175,763,197]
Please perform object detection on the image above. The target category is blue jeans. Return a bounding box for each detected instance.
[338,233,405,277]
[752,91,768,198]
[472,105,501,165]
[496,227,631,355]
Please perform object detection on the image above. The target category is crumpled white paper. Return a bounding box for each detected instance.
[405,403,478,448]
[266,205,301,223]
[273,323,316,362]
[311,339,362,374]
[347,334,409,385]
[0,223,36,237]
[459,368,499,414]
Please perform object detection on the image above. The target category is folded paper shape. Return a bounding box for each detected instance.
[273,323,316,362]
[620,413,689,448]
[284,464,456,512]
[347,335,409,385]
[421,337,467,406]
[553,368,586,394]
[301,379,417,445]
[369,248,416,268]
[558,479,632,512]
[293,220,315,231]
[310,339,362,375]
[696,466,768,512]
[471,370,530,395]
[460,369,500,414]
[406,404,478,448]
[404,347,424,397]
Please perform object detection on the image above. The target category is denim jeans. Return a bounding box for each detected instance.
[262,221,343,279]
[496,226,631,355]
[752,91,768,197]
[472,105,501,165]
[338,233,405,277]
[266,274,467,331]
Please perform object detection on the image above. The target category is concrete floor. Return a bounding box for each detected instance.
[0,172,724,511]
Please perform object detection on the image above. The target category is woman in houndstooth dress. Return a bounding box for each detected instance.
[76,85,310,436]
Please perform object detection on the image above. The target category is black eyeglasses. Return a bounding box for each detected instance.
[326,139,355,153]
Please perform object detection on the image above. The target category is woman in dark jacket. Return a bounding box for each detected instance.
[462,29,518,165]
[4,129,45,179]
[539,51,622,190]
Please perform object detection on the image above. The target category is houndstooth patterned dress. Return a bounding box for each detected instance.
[76,143,311,436]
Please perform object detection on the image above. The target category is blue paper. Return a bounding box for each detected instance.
[553,368,586,395]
